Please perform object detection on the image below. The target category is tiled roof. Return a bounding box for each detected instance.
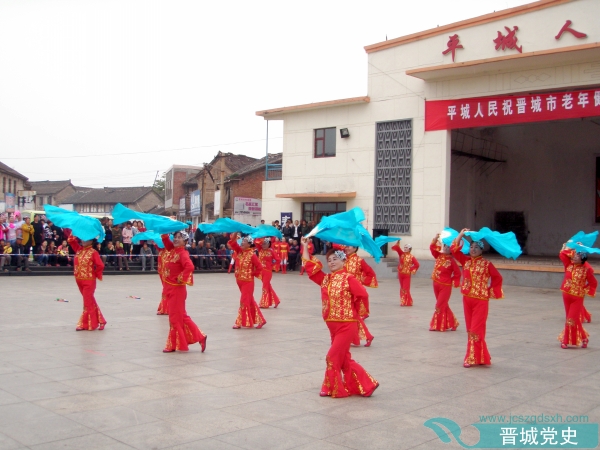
[62,186,157,204]
[227,153,282,179]
[29,180,73,195]
[0,161,28,180]
[202,152,258,174]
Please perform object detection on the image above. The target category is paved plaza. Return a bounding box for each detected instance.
[0,272,599,449]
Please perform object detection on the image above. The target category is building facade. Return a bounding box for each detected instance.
[61,186,164,215]
[191,152,258,224]
[257,0,600,258]
[0,161,30,212]
[223,153,282,224]
[164,165,202,217]
[29,180,78,209]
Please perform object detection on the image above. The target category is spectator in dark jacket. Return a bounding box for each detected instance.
[194,227,205,244]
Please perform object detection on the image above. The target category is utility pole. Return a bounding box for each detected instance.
[219,155,225,218]
[201,168,206,223]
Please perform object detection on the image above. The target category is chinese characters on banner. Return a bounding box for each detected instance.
[425,88,600,131]
[233,197,262,216]
[442,20,586,62]
[233,197,262,226]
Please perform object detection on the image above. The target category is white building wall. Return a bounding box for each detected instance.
[261,0,600,259]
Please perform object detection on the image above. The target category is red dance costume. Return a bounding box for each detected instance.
[558,249,597,348]
[156,246,169,315]
[271,240,281,272]
[451,242,503,366]
[582,306,592,323]
[279,241,289,273]
[304,256,378,398]
[391,243,419,306]
[258,246,281,308]
[429,242,461,331]
[229,236,267,328]
[299,242,314,275]
[344,252,378,346]
[69,237,106,331]
[161,235,206,352]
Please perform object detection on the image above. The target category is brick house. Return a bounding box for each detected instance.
[0,161,30,212]
[29,180,78,209]
[163,165,202,218]
[61,186,164,215]
[192,152,258,222]
[223,153,282,221]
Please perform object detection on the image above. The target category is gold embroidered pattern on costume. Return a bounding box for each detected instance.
[563,264,589,297]
[235,249,256,282]
[345,254,362,280]
[461,258,491,300]
[323,272,356,322]
[398,254,414,275]
[258,249,271,269]
[74,246,95,280]
[431,255,452,283]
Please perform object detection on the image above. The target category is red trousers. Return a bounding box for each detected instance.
[582,305,592,323]
[157,281,168,315]
[164,284,205,352]
[259,270,280,308]
[322,321,378,398]
[399,274,413,306]
[76,279,106,330]
[463,296,491,366]
[429,282,459,331]
[235,280,266,327]
[559,293,588,346]
[352,317,374,345]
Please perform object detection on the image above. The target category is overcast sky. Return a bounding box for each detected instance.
[0,0,532,188]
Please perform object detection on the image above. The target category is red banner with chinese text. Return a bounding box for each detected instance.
[425,88,600,131]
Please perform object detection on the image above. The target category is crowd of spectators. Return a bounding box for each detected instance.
[0,212,333,274]
[0,213,160,273]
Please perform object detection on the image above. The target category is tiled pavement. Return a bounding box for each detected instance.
[0,273,599,449]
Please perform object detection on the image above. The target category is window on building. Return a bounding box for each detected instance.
[374,119,412,234]
[13,180,17,194]
[7,178,11,193]
[314,128,336,158]
[302,202,346,223]
[2,177,5,194]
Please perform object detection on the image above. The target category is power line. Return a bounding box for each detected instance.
[2,136,283,160]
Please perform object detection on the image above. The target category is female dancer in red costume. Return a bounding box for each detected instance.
[156,244,170,315]
[68,234,107,331]
[228,233,267,329]
[451,229,503,368]
[391,242,419,306]
[301,238,379,398]
[343,245,377,347]
[299,239,314,275]
[279,239,290,273]
[161,231,207,353]
[257,238,281,308]
[271,237,281,273]
[429,234,461,332]
[558,245,597,349]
